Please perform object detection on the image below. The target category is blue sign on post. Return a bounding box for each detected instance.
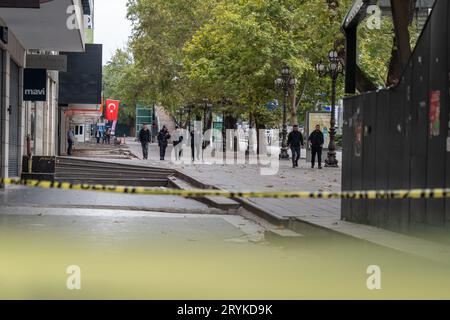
[266,100,278,111]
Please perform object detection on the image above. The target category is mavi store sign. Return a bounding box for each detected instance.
[24,68,47,101]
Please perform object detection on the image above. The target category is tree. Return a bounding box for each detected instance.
[127,0,417,129]
[386,0,416,86]
[357,16,395,88]
[103,47,151,128]
[127,0,219,115]
[183,0,353,123]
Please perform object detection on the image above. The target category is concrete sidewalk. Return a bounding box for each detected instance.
[87,139,450,265]
[112,140,343,223]
[0,185,218,215]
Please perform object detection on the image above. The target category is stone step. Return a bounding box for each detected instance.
[52,157,175,188]
[201,196,241,211]
[265,228,306,245]
[54,177,169,187]
[71,154,132,160]
[56,158,174,174]
[55,165,171,176]
[55,172,169,179]
[22,173,55,182]
[168,176,241,211]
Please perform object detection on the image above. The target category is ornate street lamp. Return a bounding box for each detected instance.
[202,98,213,134]
[275,66,297,160]
[185,104,193,132]
[316,48,343,167]
[176,108,184,127]
[201,98,213,149]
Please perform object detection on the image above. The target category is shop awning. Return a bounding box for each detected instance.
[0,0,89,52]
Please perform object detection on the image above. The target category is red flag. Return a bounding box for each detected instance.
[105,99,120,121]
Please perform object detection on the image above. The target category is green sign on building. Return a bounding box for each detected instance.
[135,105,154,138]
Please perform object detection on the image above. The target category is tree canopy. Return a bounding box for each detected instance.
[102,0,423,127]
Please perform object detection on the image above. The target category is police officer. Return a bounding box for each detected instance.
[287,125,304,168]
[139,123,151,159]
[308,124,324,169]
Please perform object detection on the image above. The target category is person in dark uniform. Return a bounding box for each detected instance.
[138,123,151,160]
[105,128,111,144]
[190,127,202,162]
[287,125,304,168]
[95,129,101,144]
[157,126,171,161]
[308,124,325,169]
[67,128,75,156]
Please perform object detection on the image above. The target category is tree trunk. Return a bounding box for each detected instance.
[255,118,266,156]
[386,37,403,86]
[386,0,414,86]
[224,114,237,152]
[246,111,253,156]
[290,88,298,126]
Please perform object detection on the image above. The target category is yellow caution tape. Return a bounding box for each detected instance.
[1,178,450,199]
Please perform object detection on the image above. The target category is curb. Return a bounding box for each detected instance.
[174,168,290,227]
[175,168,450,265]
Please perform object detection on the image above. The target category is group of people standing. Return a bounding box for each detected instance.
[138,122,325,167]
[94,129,111,145]
[287,124,325,169]
[67,127,113,156]
[139,123,203,161]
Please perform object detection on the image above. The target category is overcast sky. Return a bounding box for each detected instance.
[94,0,132,65]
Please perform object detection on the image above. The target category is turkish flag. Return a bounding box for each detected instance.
[105,99,120,121]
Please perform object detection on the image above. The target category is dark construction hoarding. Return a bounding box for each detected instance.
[59,44,102,105]
[341,0,449,235]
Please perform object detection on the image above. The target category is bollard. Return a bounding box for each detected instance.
[26,135,32,173]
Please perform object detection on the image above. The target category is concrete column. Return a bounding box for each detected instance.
[34,101,43,155]
[59,107,68,156]
[42,79,48,156]
[1,50,10,178]
[49,79,56,155]
[27,102,32,150]
[17,66,25,175]
[53,81,59,156]
[48,80,53,155]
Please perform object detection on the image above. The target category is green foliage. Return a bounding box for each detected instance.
[357,16,394,87]
[113,0,416,128]
[103,49,139,125]
[182,0,352,125]
[127,0,218,115]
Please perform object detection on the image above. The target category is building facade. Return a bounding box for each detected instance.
[58,1,103,152]
[58,43,103,152]
[0,0,91,179]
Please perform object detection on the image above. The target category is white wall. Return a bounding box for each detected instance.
[0,26,25,179]
[31,76,58,157]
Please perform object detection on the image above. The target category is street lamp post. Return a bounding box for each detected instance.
[202,99,213,148]
[186,104,192,132]
[275,66,297,160]
[202,98,211,134]
[176,108,184,127]
[316,48,343,168]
